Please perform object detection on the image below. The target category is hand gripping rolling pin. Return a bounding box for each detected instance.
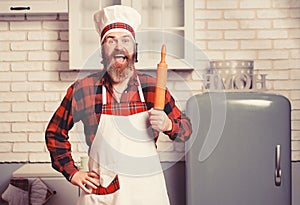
[154,45,168,110]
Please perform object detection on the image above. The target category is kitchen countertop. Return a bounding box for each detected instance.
[12,163,62,178]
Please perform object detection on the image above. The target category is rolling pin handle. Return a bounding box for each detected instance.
[161,44,166,64]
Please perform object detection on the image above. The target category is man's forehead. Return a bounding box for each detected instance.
[106,32,131,39]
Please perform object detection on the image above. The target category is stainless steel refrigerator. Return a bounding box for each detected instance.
[186,92,291,205]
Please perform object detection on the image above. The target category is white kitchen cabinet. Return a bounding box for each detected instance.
[68,0,120,70]
[123,0,194,70]
[13,164,78,205]
[68,0,194,70]
[0,0,68,14]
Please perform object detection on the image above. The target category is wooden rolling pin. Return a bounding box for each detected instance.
[154,44,168,110]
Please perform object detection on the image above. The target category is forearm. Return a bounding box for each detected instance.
[45,84,79,180]
[163,91,192,142]
[46,129,79,181]
[164,113,192,142]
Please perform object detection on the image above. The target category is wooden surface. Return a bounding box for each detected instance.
[154,45,168,110]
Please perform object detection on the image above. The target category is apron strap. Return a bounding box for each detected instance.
[102,76,145,105]
[136,77,145,103]
[102,84,107,105]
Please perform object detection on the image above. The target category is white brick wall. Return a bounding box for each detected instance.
[28,31,58,40]
[0,0,299,163]
[193,0,300,161]
[0,14,69,162]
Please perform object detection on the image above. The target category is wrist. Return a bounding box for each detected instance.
[69,170,79,182]
[164,118,172,132]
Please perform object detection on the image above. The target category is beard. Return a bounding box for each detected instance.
[102,47,135,83]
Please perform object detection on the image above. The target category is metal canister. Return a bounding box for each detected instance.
[205,60,254,91]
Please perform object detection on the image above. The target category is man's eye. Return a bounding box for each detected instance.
[107,39,115,44]
[122,38,130,43]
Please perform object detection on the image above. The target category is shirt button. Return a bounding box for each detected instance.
[125,90,128,93]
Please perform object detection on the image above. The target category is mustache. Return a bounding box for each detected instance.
[112,50,129,58]
[101,47,135,68]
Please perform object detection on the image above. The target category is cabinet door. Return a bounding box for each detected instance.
[123,0,194,70]
[69,0,122,70]
[0,0,68,14]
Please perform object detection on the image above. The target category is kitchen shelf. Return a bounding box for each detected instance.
[0,0,68,14]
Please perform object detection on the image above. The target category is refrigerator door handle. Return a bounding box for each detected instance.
[275,145,281,186]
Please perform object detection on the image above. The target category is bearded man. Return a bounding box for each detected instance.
[45,5,192,205]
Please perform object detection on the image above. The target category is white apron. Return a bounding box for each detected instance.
[77,77,170,205]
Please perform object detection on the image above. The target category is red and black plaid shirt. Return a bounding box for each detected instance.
[45,69,192,185]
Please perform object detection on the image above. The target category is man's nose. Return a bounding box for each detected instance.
[115,41,124,50]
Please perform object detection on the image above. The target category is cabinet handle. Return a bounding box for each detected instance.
[275,145,281,186]
[10,7,31,11]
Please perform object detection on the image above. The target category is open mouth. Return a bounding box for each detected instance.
[114,54,127,63]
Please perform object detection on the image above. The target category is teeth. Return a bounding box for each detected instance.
[115,54,125,58]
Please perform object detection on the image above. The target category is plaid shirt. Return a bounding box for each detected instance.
[45,69,192,184]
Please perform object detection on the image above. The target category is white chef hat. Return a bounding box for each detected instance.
[94,5,141,43]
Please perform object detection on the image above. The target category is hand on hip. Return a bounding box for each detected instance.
[71,171,100,194]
